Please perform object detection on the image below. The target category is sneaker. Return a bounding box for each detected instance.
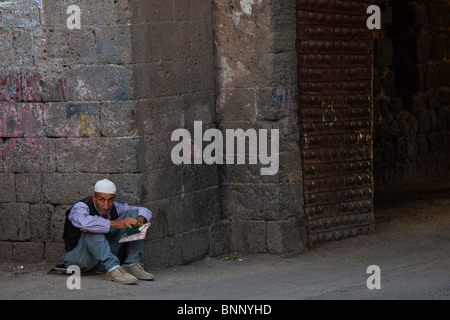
[106,266,138,285]
[124,263,155,281]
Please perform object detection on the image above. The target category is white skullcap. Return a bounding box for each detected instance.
[94,179,117,194]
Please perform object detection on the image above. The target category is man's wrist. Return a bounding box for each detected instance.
[137,216,147,224]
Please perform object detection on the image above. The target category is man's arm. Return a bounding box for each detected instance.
[110,218,140,230]
[114,203,152,226]
[68,202,111,233]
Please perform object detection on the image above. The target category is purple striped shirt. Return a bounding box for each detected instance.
[68,202,152,234]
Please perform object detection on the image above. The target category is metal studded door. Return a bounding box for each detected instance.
[296,0,375,246]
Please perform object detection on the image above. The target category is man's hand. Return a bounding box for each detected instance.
[137,216,147,227]
[110,217,139,230]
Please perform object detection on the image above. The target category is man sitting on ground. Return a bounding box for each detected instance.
[62,179,154,285]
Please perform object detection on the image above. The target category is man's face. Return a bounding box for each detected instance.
[92,192,116,216]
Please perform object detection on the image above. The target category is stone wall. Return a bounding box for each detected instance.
[3,0,447,267]
[0,0,140,263]
[130,0,225,268]
[373,0,450,185]
[0,0,304,266]
[0,0,222,267]
[213,0,306,254]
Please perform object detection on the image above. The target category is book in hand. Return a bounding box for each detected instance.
[119,223,151,243]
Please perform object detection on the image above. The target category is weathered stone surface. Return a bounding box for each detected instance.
[143,200,168,241]
[0,242,12,262]
[12,242,44,263]
[56,138,140,173]
[63,66,134,101]
[45,242,65,264]
[267,218,304,254]
[42,0,131,27]
[19,68,68,103]
[101,101,138,137]
[0,103,46,138]
[3,138,56,172]
[181,227,209,263]
[110,173,143,205]
[50,205,71,243]
[0,203,30,241]
[0,173,16,202]
[96,25,132,64]
[439,62,450,86]
[0,66,132,104]
[222,184,282,221]
[208,220,230,257]
[230,220,267,253]
[43,173,105,204]
[0,28,33,68]
[32,27,97,66]
[182,165,218,194]
[135,97,184,137]
[29,204,53,242]
[143,235,183,269]
[0,69,20,102]
[431,34,447,62]
[0,0,40,28]
[43,102,100,138]
[192,187,221,229]
[374,0,449,185]
[165,195,194,236]
[143,164,189,199]
[15,173,43,203]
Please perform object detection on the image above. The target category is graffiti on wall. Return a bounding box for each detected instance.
[321,99,338,127]
[0,71,21,102]
[0,71,97,146]
[0,70,67,103]
[0,102,48,138]
[272,70,298,118]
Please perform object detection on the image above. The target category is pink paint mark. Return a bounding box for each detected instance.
[276,86,288,116]
[14,72,21,101]
[0,74,7,86]
[23,73,44,102]
[0,72,69,103]
[59,78,67,102]
[26,138,41,150]
[22,104,36,138]
[276,85,295,117]
[0,103,22,137]
[0,71,21,102]
[1,140,16,159]
[0,112,7,136]
[0,103,48,138]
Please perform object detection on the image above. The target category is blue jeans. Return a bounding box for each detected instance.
[63,210,143,272]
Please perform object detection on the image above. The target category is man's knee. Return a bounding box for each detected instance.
[83,232,108,245]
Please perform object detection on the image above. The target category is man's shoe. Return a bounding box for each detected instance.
[124,263,155,281]
[106,266,138,285]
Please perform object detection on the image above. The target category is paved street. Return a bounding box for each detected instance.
[1,177,449,300]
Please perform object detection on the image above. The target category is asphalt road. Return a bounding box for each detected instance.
[1,179,449,300]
